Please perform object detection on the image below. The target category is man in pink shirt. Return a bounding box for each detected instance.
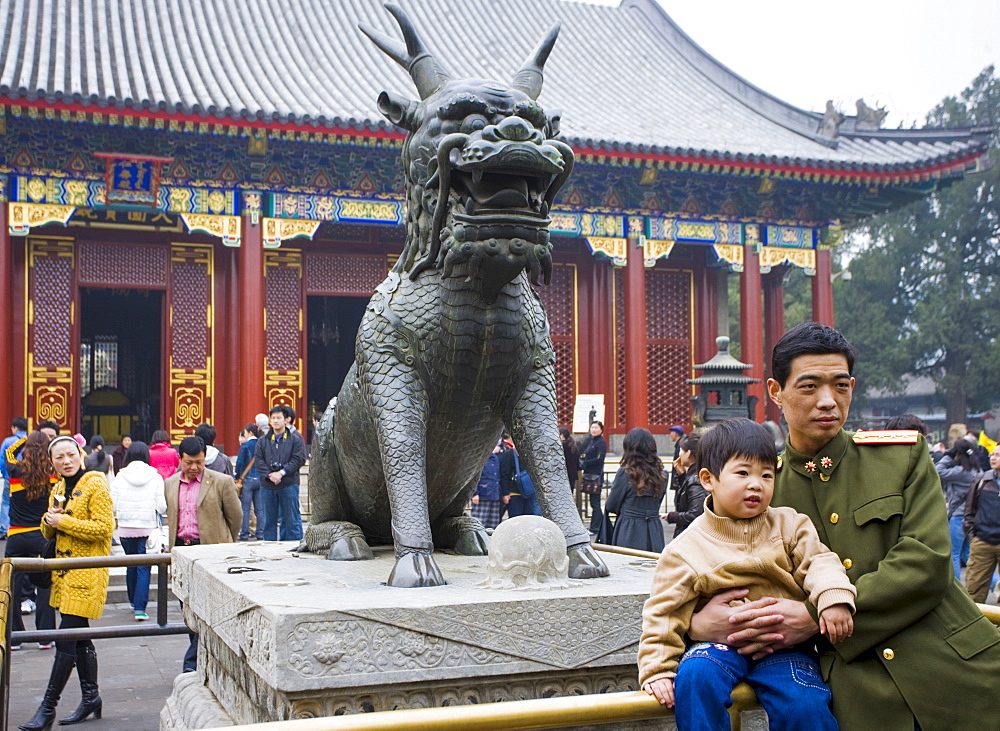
[164,436,241,672]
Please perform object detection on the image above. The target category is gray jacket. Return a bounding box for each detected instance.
[935,455,981,518]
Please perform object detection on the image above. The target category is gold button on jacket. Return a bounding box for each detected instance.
[842,558,852,569]
[882,648,895,661]
[829,512,839,524]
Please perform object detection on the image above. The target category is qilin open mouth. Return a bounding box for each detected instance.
[409,132,574,282]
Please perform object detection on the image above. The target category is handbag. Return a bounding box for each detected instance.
[147,512,169,552]
[34,536,56,589]
[580,473,603,495]
[234,458,255,491]
[512,452,536,498]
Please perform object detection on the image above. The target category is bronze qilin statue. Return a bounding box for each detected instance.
[304,3,608,587]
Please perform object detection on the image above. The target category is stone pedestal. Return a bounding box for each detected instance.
[159,543,668,729]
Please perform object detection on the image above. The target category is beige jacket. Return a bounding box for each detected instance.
[164,468,242,548]
[637,502,856,687]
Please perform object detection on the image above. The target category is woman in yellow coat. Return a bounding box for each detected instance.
[21,435,114,731]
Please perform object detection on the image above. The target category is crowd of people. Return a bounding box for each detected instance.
[0,403,309,730]
[5,321,1000,730]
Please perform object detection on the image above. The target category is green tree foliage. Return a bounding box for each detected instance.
[836,66,1000,423]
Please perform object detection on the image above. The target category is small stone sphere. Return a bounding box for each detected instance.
[480,515,570,590]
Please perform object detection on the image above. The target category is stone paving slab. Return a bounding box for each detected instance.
[7,600,189,731]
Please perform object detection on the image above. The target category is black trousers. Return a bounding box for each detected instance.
[55,612,93,655]
[5,530,55,640]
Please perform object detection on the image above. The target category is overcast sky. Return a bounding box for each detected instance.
[580,0,1000,128]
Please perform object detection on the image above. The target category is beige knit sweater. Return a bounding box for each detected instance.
[637,501,856,687]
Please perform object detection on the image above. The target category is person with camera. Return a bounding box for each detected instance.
[936,435,984,578]
[253,406,308,542]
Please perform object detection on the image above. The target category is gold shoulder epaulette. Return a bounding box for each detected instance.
[776,454,783,470]
[853,430,920,445]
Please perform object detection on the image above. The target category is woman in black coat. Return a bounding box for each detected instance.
[664,432,705,539]
[558,426,578,492]
[604,428,666,552]
[579,421,608,534]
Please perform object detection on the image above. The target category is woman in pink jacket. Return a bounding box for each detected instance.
[147,430,179,481]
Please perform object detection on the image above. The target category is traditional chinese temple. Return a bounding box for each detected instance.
[0,0,988,448]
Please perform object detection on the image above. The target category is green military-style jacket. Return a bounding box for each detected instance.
[775,429,1000,731]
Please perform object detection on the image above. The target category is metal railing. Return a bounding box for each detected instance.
[0,553,188,731]
[211,686,761,731]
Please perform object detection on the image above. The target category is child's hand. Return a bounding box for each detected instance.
[643,677,675,707]
[819,604,854,644]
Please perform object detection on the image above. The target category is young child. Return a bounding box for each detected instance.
[638,418,855,730]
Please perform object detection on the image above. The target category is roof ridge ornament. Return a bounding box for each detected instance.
[359,3,452,100]
[855,98,888,132]
[817,100,844,139]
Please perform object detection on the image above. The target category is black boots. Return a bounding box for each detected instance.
[19,651,76,731]
[58,645,102,725]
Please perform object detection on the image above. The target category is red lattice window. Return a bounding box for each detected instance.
[304,253,386,295]
[170,260,211,371]
[265,262,303,372]
[31,252,74,369]
[646,270,692,429]
[553,341,575,427]
[536,265,574,337]
[535,263,576,428]
[78,242,168,288]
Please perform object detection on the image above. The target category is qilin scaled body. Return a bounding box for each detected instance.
[304,3,609,587]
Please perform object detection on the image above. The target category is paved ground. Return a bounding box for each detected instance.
[6,552,189,731]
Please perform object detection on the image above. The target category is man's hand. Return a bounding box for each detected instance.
[643,677,675,708]
[268,471,282,485]
[819,604,854,644]
[688,589,781,644]
[727,598,819,659]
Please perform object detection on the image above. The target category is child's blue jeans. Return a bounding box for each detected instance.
[674,643,838,731]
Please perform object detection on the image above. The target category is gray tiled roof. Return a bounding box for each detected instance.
[0,0,987,172]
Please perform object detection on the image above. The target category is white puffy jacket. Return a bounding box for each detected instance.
[109,461,167,530]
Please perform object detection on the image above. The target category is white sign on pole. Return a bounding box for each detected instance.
[572,394,606,434]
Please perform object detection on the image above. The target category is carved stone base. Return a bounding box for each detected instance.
[161,543,718,730]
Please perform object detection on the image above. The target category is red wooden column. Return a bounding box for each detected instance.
[577,256,615,398]
[740,245,765,419]
[762,267,786,422]
[623,236,648,429]
[694,264,719,365]
[239,216,266,427]
[812,249,834,326]
[0,204,11,422]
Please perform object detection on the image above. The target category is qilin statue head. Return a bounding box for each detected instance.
[361,3,574,302]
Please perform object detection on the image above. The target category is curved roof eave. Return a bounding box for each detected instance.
[0,0,990,180]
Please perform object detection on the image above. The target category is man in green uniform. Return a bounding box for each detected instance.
[689,322,1000,730]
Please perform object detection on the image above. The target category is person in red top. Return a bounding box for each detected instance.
[4,430,56,650]
[148,430,179,481]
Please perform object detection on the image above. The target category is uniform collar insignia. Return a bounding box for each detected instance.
[784,429,850,479]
